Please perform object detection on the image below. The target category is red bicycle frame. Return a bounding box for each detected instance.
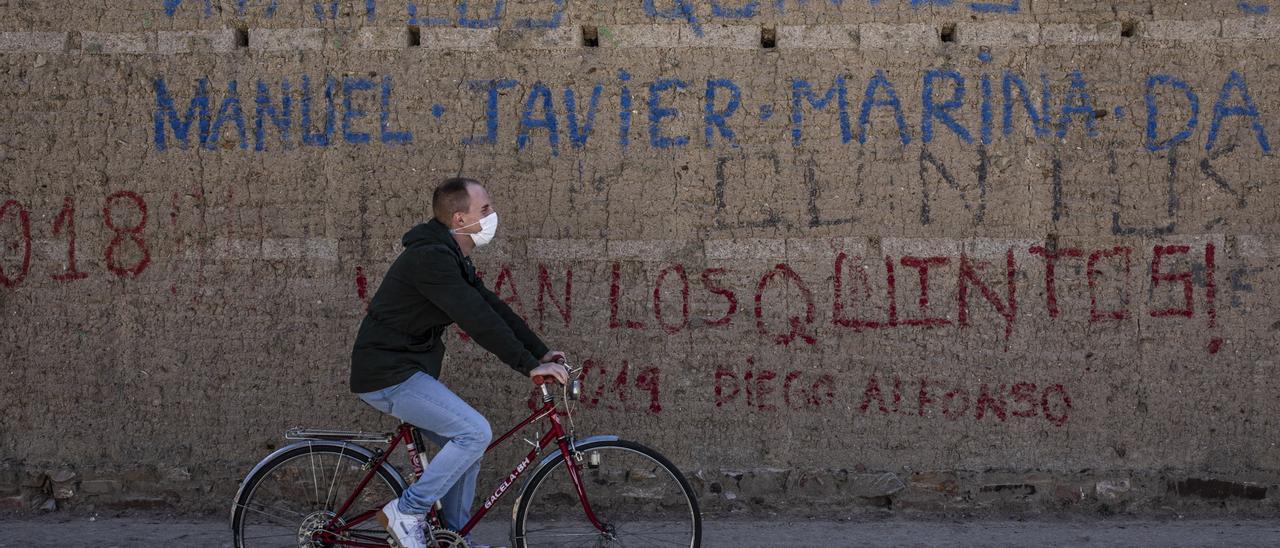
[315,386,607,546]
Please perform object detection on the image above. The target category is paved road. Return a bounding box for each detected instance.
[2,515,1280,547]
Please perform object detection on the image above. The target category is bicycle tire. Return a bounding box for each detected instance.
[231,441,405,548]
[512,439,702,547]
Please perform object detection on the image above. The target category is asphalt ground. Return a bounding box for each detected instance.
[2,514,1280,547]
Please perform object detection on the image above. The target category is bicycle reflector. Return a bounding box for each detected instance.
[569,377,582,400]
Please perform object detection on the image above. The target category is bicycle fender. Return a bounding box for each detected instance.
[509,435,621,523]
[230,440,411,528]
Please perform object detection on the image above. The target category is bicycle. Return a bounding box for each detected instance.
[230,361,702,547]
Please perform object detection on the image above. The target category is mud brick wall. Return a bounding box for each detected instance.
[2,1,1279,516]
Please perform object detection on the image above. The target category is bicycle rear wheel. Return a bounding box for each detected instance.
[231,442,405,548]
[513,439,701,547]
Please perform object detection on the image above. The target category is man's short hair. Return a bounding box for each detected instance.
[432,177,480,223]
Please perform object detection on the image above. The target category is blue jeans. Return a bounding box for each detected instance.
[356,371,492,531]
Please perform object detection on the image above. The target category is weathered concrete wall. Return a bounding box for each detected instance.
[1,1,1279,517]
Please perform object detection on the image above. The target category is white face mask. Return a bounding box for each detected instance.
[451,211,499,247]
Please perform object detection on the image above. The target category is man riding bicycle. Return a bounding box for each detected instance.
[349,177,569,548]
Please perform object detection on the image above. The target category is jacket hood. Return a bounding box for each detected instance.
[402,218,459,252]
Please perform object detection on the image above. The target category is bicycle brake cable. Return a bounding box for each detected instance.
[558,361,576,439]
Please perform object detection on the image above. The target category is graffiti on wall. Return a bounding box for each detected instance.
[2,2,1274,431]
[0,193,150,287]
[478,243,1222,348]
[150,66,1273,155]
[152,76,413,151]
[542,357,1076,426]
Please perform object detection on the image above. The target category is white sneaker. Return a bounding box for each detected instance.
[377,498,428,548]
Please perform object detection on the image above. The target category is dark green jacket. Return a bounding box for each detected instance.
[349,219,549,393]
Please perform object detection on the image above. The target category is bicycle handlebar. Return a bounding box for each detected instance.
[531,358,582,401]
[531,357,570,386]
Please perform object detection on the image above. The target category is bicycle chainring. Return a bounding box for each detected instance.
[429,527,469,548]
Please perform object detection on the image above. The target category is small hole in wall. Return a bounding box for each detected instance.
[939,24,956,43]
[581,25,599,47]
[235,26,249,48]
[407,25,421,47]
[1121,21,1137,38]
[760,26,776,48]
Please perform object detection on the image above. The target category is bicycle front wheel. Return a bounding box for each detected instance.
[513,439,701,547]
[231,442,404,548]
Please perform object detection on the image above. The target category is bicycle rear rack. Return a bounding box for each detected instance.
[284,427,392,443]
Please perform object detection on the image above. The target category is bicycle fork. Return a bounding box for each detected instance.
[554,433,613,538]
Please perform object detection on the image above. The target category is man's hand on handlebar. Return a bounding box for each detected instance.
[529,361,569,385]
[540,350,566,364]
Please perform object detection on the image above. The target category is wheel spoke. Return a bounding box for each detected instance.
[616,529,693,546]
[516,442,699,548]
[240,530,298,540]
[521,530,601,537]
[237,501,306,525]
[234,444,402,547]
[326,445,348,510]
[309,445,321,509]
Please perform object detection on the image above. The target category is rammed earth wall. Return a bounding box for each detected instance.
[1,0,1279,517]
